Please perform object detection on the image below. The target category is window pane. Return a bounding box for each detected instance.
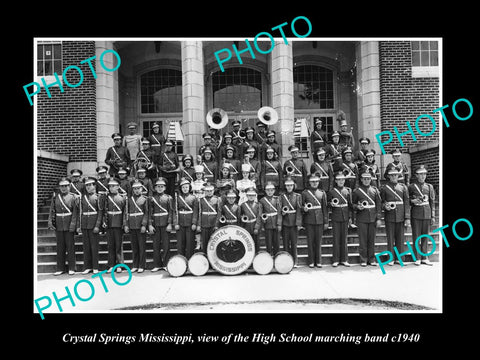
[411,41,419,50]
[53,60,62,74]
[430,41,438,50]
[38,45,44,60]
[430,50,438,66]
[420,50,430,66]
[412,51,420,66]
[37,61,43,76]
[293,65,334,109]
[53,44,61,60]
[420,41,429,50]
[44,44,53,60]
[140,68,182,113]
[44,60,52,75]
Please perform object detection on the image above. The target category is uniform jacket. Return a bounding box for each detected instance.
[310,129,327,152]
[261,159,283,189]
[48,192,78,232]
[389,161,409,184]
[283,158,307,191]
[245,159,261,187]
[118,178,132,197]
[380,181,410,222]
[301,188,328,225]
[78,192,103,230]
[181,166,196,183]
[102,193,126,228]
[340,160,358,190]
[173,193,199,227]
[310,161,334,192]
[96,177,110,195]
[327,186,353,222]
[260,141,281,161]
[408,181,435,220]
[325,142,344,162]
[241,139,260,159]
[221,158,241,180]
[278,192,302,227]
[217,203,240,227]
[105,145,131,176]
[126,194,149,229]
[148,133,165,154]
[149,193,173,227]
[240,200,261,232]
[69,181,85,197]
[352,185,382,223]
[135,177,154,197]
[159,150,179,175]
[198,195,222,228]
[258,195,280,230]
[136,148,157,169]
[202,160,218,183]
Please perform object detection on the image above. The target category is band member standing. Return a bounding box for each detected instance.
[325,131,344,168]
[122,122,142,161]
[69,169,84,197]
[217,190,240,227]
[408,165,435,266]
[339,147,358,191]
[103,178,127,273]
[77,177,103,275]
[354,137,370,167]
[388,148,410,185]
[328,172,353,267]
[117,168,131,197]
[259,182,280,255]
[260,130,281,162]
[95,166,110,198]
[148,122,166,157]
[278,177,302,267]
[338,116,355,149]
[240,187,261,252]
[222,145,241,182]
[231,120,245,155]
[136,138,157,180]
[218,133,234,161]
[199,133,215,157]
[381,164,411,266]
[244,147,261,190]
[310,118,327,155]
[125,180,149,273]
[283,145,307,193]
[236,163,256,205]
[197,183,221,252]
[148,177,173,272]
[201,147,218,184]
[310,148,334,193]
[134,168,153,197]
[180,154,196,184]
[159,140,180,196]
[192,165,207,199]
[105,133,131,178]
[173,178,199,259]
[255,121,268,147]
[362,149,380,188]
[241,127,260,160]
[352,169,382,267]
[216,162,235,201]
[301,174,329,268]
[261,146,283,195]
[48,177,78,276]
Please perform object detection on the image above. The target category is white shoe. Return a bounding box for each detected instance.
[93,269,99,274]
[138,268,144,273]
[361,262,367,267]
[341,262,351,267]
[308,263,314,268]
[369,262,378,266]
[131,268,138,273]
[53,271,64,276]
[82,269,92,275]
[388,262,394,266]
[414,260,421,266]
[332,262,339,267]
[316,263,322,268]
[293,264,299,268]
[116,267,123,273]
[421,259,433,266]
[107,267,113,273]
[151,267,161,272]
[68,270,75,275]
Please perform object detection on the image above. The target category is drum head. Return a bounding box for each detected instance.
[274,251,294,274]
[252,251,274,275]
[167,255,188,277]
[188,252,210,276]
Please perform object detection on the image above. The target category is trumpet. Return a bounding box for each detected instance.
[305,203,313,211]
[360,200,369,207]
[422,194,428,202]
[282,206,289,215]
[331,198,339,206]
[219,216,226,224]
[286,166,294,175]
[261,213,269,221]
[342,168,351,177]
[385,202,397,210]
[241,215,249,222]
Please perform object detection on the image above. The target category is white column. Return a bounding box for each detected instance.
[270,42,294,163]
[181,41,205,158]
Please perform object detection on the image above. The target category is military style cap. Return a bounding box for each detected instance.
[152,122,160,129]
[183,154,193,162]
[288,145,299,152]
[221,162,231,170]
[246,187,257,195]
[316,148,326,155]
[141,138,150,144]
[202,133,212,139]
[179,177,191,187]
[366,149,376,156]
[284,177,295,186]
[246,146,255,153]
[334,171,346,180]
[226,145,235,152]
[108,179,119,186]
[309,174,320,182]
[165,140,173,146]
[118,168,127,174]
[232,120,241,127]
[203,183,215,191]
[359,137,370,144]
[267,130,276,137]
[203,147,213,154]
[385,163,401,175]
[264,182,275,190]
[391,148,402,156]
[226,190,237,198]
[359,168,372,178]
[245,127,254,133]
[127,122,137,129]
[84,177,96,185]
[256,121,266,127]
[131,180,143,188]
[331,131,340,138]
[224,133,233,139]
[58,177,71,186]
[415,164,428,174]
[343,147,353,155]
[96,165,108,174]
[70,169,83,176]
[111,132,123,140]
[136,168,146,173]
[314,118,323,125]
[155,178,167,186]
[265,146,275,153]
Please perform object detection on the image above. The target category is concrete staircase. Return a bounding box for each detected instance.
[36,199,440,274]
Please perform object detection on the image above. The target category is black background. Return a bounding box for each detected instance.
[14,5,478,355]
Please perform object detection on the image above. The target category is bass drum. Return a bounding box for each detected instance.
[252,251,274,275]
[166,255,188,277]
[188,252,210,276]
[274,251,294,274]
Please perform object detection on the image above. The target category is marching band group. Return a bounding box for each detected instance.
[47,108,436,276]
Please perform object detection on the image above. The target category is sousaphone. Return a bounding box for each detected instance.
[257,106,278,126]
[206,108,229,129]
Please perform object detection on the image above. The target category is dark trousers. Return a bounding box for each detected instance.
[81,228,99,270]
[164,175,176,197]
[358,222,377,264]
[153,226,170,268]
[305,224,323,265]
[56,230,75,272]
[177,226,194,258]
[412,218,431,260]
[244,223,259,252]
[332,221,348,263]
[282,226,298,264]
[201,227,215,252]
[385,221,406,261]
[107,228,124,268]
[264,228,279,255]
[130,229,146,269]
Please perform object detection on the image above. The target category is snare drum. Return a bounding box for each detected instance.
[188,252,210,276]
[166,255,188,277]
[274,251,294,274]
[252,251,274,275]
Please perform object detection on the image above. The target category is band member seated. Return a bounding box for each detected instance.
[125,180,149,273]
[69,169,85,197]
[180,154,196,184]
[241,127,260,160]
[240,187,261,252]
[236,163,256,205]
[221,145,241,182]
[352,169,382,267]
[310,118,327,155]
[105,132,131,178]
[362,149,380,188]
[278,177,302,267]
[192,165,207,199]
[201,147,218,184]
[259,182,280,255]
[116,167,131,197]
[48,177,78,276]
[380,164,411,266]
[328,172,353,267]
[148,177,173,272]
[216,162,235,201]
[388,148,410,185]
[283,145,307,193]
[103,178,127,274]
[197,183,221,252]
[148,122,165,158]
[173,178,199,259]
[261,146,283,195]
[159,140,180,196]
[244,146,261,190]
[134,168,153,197]
[301,174,329,268]
[78,177,103,275]
[310,148,334,193]
[217,190,240,227]
[408,165,435,266]
[354,137,370,167]
[136,138,157,180]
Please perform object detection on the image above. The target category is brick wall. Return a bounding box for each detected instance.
[37,41,97,162]
[410,146,439,195]
[379,41,439,154]
[37,157,68,205]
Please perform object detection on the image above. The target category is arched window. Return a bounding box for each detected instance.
[293,65,334,109]
[140,68,182,113]
[212,67,262,111]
